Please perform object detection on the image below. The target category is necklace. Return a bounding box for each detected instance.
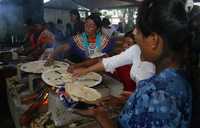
[81,32,101,57]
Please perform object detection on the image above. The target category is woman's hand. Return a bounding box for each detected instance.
[74,105,116,128]
[44,58,54,66]
[74,106,107,118]
[121,91,132,97]
[100,96,123,108]
[67,64,81,73]
[72,68,89,77]
[99,92,132,108]
[44,54,54,66]
[67,65,75,73]
[99,96,124,108]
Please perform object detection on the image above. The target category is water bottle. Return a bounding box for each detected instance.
[57,86,77,108]
[11,34,14,47]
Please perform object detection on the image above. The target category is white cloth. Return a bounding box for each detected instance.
[102,44,156,83]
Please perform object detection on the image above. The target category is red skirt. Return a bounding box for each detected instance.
[113,65,136,92]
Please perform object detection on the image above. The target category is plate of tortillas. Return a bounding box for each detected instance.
[20,60,69,74]
[41,68,102,88]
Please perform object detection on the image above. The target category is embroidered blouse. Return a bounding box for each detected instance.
[66,33,115,62]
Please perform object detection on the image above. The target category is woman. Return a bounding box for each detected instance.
[29,23,55,59]
[114,30,136,54]
[38,23,55,48]
[101,18,114,38]
[49,14,115,63]
[72,0,199,127]
[69,9,84,36]
[112,31,138,91]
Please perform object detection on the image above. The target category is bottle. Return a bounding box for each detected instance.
[11,33,14,47]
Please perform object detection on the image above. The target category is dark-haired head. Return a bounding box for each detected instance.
[102,18,111,28]
[33,21,47,32]
[25,18,33,26]
[124,30,135,41]
[70,9,81,22]
[122,30,136,50]
[57,19,63,24]
[135,0,199,75]
[84,14,102,36]
[189,5,200,54]
[86,14,102,29]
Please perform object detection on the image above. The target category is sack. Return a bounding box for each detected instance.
[48,91,82,127]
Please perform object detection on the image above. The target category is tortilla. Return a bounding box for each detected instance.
[65,84,102,102]
[89,52,106,59]
[20,60,69,73]
[42,68,102,88]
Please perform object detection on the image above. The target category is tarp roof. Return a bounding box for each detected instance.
[72,0,135,9]
[44,0,136,10]
[44,0,200,10]
[44,0,80,10]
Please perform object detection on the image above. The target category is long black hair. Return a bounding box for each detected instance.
[137,1,200,126]
[188,5,200,127]
[136,0,199,80]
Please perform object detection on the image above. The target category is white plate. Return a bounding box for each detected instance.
[42,68,102,88]
[20,60,69,74]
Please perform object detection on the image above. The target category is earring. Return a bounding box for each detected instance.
[133,28,137,35]
[152,45,156,49]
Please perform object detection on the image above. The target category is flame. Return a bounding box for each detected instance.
[42,93,49,105]
[42,99,48,105]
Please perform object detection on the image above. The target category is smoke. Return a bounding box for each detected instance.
[0,3,24,42]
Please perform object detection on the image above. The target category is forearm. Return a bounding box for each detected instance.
[96,115,117,128]
[24,47,34,55]
[28,47,44,59]
[52,44,69,59]
[116,91,132,105]
[75,58,101,68]
[85,61,105,73]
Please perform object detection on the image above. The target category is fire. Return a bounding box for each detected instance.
[42,93,49,105]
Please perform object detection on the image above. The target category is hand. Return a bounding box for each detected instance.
[99,96,124,108]
[67,63,86,73]
[74,106,108,119]
[74,106,116,128]
[99,92,132,108]
[16,47,24,54]
[121,91,132,97]
[67,65,73,73]
[67,65,76,73]
[44,58,54,66]
[72,68,89,77]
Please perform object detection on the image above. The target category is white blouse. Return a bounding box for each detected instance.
[102,44,156,83]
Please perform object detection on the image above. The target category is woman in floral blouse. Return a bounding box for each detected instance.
[72,0,200,127]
